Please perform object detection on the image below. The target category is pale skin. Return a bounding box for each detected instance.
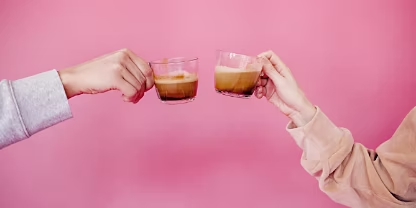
[254,50,317,127]
[5,49,413,206]
[58,49,315,126]
[58,48,154,103]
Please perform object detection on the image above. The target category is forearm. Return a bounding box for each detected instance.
[0,70,72,149]
[287,98,317,127]
[287,107,414,207]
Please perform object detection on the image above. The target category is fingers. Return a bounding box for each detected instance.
[262,59,284,85]
[256,77,268,87]
[258,50,292,78]
[132,87,145,103]
[123,57,147,91]
[120,65,143,91]
[254,86,265,99]
[120,49,154,91]
[120,68,145,103]
[116,79,138,103]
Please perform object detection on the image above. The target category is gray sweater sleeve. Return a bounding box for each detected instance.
[0,70,72,149]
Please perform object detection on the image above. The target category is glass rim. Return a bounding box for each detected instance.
[149,57,198,65]
[216,50,256,58]
[216,50,265,64]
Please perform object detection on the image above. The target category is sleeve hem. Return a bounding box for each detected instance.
[286,106,345,152]
[11,70,73,136]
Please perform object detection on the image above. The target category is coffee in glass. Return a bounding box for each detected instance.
[150,57,198,104]
[215,51,263,98]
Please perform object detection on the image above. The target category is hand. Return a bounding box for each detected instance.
[254,50,316,127]
[58,48,154,103]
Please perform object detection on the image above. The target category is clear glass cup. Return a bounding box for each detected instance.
[149,57,199,104]
[215,50,263,98]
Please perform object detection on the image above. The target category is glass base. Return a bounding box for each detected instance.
[215,90,252,98]
[160,97,196,105]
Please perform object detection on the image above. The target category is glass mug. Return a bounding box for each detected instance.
[149,57,199,104]
[214,50,263,98]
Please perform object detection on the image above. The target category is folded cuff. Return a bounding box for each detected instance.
[286,106,344,154]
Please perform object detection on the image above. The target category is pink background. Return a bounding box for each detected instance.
[1,0,415,207]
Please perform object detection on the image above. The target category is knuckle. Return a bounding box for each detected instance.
[119,48,131,54]
[116,50,129,62]
[113,63,125,73]
[143,67,153,77]
[267,50,275,55]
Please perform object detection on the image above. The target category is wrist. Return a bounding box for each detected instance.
[289,102,316,127]
[58,68,79,99]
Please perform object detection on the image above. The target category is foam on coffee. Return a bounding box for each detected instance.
[154,70,198,101]
[155,70,198,83]
[215,65,261,96]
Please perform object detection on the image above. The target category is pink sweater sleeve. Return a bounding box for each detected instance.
[287,107,416,208]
